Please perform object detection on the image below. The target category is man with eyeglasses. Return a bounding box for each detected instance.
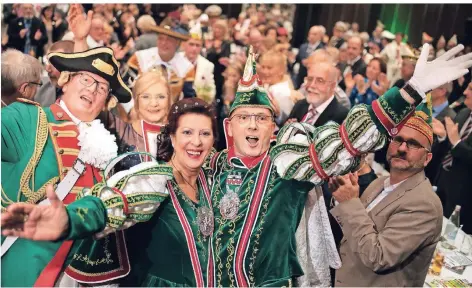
[1,48,43,107]
[205,44,472,287]
[4,43,471,287]
[287,61,349,127]
[327,96,443,286]
[1,47,132,287]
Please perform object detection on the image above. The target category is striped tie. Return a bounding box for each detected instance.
[442,114,472,170]
[302,108,318,125]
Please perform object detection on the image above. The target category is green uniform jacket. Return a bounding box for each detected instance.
[1,101,105,287]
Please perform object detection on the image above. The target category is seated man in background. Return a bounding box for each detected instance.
[329,100,443,286]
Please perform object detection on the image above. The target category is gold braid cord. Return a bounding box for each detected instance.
[18,107,51,203]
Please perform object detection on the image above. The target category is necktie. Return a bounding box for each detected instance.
[302,108,318,125]
[442,113,472,170]
[24,19,32,55]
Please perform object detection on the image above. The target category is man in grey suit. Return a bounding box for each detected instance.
[34,40,74,107]
[328,100,443,287]
[294,25,326,89]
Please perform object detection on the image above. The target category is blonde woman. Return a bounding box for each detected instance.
[259,50,295,126]
[108,68,171,170]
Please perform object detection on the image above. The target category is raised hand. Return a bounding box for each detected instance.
[409,43,472,97]
[371,72,389,95]
[34,29,42,41]
[445,116,460,145]
[344,72,356,89]
[431,118,447,138]
[68,4,93,41]
[19,28,28,39]
[1,185,69,241]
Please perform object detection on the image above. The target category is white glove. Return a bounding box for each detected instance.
[409,43,472,98]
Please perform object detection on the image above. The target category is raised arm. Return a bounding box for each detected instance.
[270,44,472,185]
[1,158,173,241]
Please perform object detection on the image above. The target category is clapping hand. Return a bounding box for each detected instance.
[431,118,447,138]
[344,72,355,90]
[444,116,460,145]
[19,28,28,39]
[329,172,360,203]
[34,30,42,41]
[68,4,93,41]
[371,73,389,95]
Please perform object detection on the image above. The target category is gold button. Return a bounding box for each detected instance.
[53,131,59,136]
[62,167,68,173]
[59,149,64,154]
[57,112,63,118]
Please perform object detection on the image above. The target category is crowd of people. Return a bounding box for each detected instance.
[1,3,472,287]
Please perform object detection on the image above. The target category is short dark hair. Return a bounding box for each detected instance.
[370,57,387,74]
[155,98,218,162]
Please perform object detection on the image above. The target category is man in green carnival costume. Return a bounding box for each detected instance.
[3,43,472,287]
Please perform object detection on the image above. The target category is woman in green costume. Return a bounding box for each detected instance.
[1,98,218,287]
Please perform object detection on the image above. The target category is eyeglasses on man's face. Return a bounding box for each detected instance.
[389,136,430,152]
[72,72,111,96]
[304,76,333,87]
[230,113,274,125]
[27,81,43,87]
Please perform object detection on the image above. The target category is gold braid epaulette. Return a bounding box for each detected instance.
[18,106,51,203]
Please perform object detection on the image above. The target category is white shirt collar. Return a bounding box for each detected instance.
[348,55,361,65]
[383,177,407,193]
[309,41,320,49]
[86,35,104,48]
[309,95,335,115]
[59,100,81,124]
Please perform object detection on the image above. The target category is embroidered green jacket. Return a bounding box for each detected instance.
[1,101,106,287]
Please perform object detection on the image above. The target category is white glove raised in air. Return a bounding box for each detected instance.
[409,43,472,98]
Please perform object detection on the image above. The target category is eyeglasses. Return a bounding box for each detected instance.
[390,136,430,152]
[72,73,111,96]
[304,76,333,87]
[230,114,274,125]
[27,81,43,87]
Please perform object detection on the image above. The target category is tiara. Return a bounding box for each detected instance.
[171,100,217,118]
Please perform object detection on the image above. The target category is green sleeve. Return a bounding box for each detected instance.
[1,102,36,163]
[65,196,107,240]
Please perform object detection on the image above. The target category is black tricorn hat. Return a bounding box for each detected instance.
[48,47,132,103]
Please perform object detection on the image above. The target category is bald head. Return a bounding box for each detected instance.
[306,49,334,68]
[249,28,263,53]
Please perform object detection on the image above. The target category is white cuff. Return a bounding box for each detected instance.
[452,139,461,149]
[437,135,447,142]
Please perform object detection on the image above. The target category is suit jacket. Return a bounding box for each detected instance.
[425,106,457,183]
[436,108,472,233]
[33,76,58,107]
[338,58,367,91]
[295,42,325,89]
[286,97,349,127]
[331,171,443,287]
[7,17,48,57]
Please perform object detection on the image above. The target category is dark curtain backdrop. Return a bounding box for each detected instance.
[292,4,472,49]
